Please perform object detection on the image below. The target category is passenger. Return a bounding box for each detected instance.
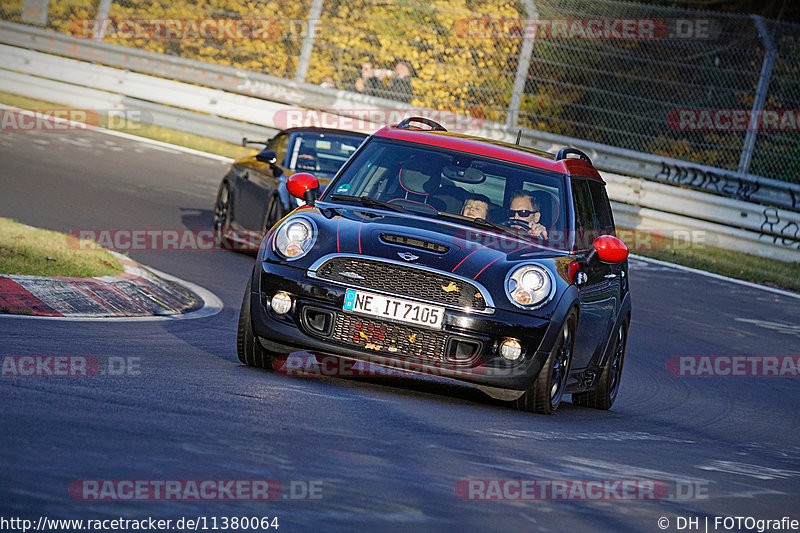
[461,194,490,219]
[508,190,548,239]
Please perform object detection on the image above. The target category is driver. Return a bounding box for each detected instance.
[508,190,548,239]
[295,147,318,172]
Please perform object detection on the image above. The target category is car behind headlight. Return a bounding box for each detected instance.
[505,264,554,308]
[274,217,316,260]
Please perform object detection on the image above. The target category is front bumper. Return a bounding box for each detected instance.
[250,260,573,391]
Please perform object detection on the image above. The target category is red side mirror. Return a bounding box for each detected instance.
[287,173,319,203]
[593,235,629,263]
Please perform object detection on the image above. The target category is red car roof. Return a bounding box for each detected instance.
[283,127,368,138]
[374,126,603,181]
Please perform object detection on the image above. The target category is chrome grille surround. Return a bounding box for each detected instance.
[308,254,495,314]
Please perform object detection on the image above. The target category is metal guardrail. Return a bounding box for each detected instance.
[1,28,798,262]
[604,173,800,262]
[0,68,277,144]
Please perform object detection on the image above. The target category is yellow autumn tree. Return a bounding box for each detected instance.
[39,0,524,121]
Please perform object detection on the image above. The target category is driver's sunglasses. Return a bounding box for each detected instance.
[509,209,538,217]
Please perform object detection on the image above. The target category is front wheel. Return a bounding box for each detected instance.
[572,318,629,410]
[236,277,275,370]
[263,193,286,233]
[514,311,576,415]
[213,181,232,248]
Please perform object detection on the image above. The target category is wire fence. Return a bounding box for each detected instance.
[2,0,798,184]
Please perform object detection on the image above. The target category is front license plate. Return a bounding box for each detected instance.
[343,289,444,330]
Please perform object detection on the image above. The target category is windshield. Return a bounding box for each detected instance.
[324,138,567,245]
[288,132,365,178]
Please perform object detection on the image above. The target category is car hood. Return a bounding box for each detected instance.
[285,204,570,283]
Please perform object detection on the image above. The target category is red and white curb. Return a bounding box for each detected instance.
[0,252,222,321]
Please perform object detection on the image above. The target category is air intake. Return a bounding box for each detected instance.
[380,234,449,254]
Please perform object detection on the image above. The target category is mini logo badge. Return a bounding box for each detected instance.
[338,271,365,280]
[397,252,419,262]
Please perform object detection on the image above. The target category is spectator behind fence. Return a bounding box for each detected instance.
[372,59,414,103]
[386,59,413,103]
[352,60,382,97]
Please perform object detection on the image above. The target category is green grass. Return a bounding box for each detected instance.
[0,218,123,277]
[0,91,254,160]
[1,91,797,292]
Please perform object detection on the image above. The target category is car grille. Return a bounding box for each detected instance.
[316,257,486,310]
[330,312,447,360]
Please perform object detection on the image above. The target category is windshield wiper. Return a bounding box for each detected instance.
[328,194,405,213]
[433,211,528,239]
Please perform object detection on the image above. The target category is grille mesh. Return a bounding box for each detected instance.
[329,312,447,360]
[317,257,486,310]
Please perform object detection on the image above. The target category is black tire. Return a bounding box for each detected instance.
[572,317,629,410]
[236,277,275,369]
[213,181,233,248]
[263,193,286,233]
[515,311,576,415]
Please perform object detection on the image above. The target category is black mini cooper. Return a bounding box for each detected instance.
[237,117,631,414]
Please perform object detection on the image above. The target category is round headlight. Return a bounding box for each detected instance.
[286,223,309,242]
[506,265,553,308]
[520,269,545,291]
[274,218,316,260]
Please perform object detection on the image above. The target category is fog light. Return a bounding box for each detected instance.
[500,338,522,361]
[271,292,292,314]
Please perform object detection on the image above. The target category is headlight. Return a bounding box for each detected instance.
[274,217,316,260]
[505,264,554,308]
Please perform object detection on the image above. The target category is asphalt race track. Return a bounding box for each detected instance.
[1,127,799,532]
